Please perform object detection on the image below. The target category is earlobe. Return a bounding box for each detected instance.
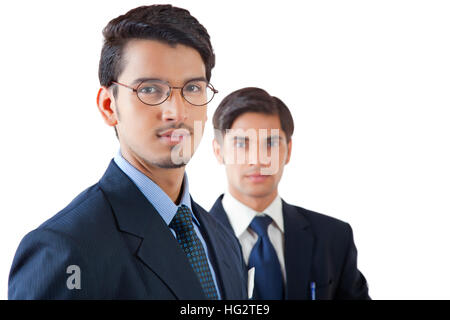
[96,86,118,127]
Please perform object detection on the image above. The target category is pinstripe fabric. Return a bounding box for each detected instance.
[113,150,221,298]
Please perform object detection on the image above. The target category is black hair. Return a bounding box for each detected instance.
[213,87,294,142]
[99,4,215,89]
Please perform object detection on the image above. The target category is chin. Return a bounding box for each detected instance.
[142,155,188,169]
[243,187,274,199]
[155,161,187,169]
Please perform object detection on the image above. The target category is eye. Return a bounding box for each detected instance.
[184,82,205,94]
[137,81,167,96]
[267,139,280,147]
[235,138,247,148]
[138,86,160,94]
[186,85,199,92]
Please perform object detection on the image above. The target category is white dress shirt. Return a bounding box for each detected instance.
[221,192,286,284]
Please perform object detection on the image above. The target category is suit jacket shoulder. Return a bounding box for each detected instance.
[282,200,370,300]
[8,182,119,299]
[285,203,354,246]
[9,161,247,300]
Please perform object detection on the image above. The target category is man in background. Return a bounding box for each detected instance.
[210,87,369,300]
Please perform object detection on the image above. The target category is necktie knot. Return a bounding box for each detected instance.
[250,215,272,237]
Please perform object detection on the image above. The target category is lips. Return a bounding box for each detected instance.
[245,172,270,183]
[157,128,191,145]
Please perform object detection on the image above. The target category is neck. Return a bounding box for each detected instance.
[228,187,278,212]
[120,149,185,204]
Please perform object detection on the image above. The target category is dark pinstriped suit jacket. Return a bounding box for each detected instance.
[9,161,247,299]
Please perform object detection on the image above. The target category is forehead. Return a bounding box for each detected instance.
[225,112,286,141]
[230,112,283,132]
[119,39,206,83]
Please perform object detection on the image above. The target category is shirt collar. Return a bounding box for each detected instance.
[222,191,284,238]
[113,150,195,226]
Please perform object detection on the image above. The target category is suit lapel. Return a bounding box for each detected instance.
[209,194,234,231]
[210,194,315,299]
[283,200,314,300]
[98,160,205,300]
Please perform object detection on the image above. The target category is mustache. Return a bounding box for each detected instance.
[155,123,194,135]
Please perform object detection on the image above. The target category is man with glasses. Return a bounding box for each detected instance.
[9,5,247,299]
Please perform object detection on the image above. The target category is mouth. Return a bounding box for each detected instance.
[157,128,191,146]
[244,172,271,183]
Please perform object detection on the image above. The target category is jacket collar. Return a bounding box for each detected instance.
[210,194,233,231]
[98,160,206,299]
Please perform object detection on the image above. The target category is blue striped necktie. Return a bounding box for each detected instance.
[169,205,219,300]
[248,215,284,300]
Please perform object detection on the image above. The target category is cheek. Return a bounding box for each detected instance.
[272,148,288,176]
[221,144,237,164]
[274,145,288,163]
[189,107,207,121]
[271,153,287,182]
[226,165,243,184]
[120,100,155,123]
[187,108,207,134]
[260,146,287,175]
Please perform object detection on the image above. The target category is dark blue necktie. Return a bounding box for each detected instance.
[248,215,284,300]
[169,205,219,300]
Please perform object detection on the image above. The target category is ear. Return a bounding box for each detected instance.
[285,139,293,165]
[212,139,224,164]
[96,86,118,127]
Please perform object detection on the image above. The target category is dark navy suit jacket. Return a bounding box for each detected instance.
[210,194,370,300]
[8,161,247,299]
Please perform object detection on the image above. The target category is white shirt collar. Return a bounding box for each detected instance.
[222,191,284,238]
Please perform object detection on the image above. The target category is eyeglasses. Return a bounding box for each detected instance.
[111,79,218,106]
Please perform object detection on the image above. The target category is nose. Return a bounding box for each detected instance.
[161,88,188,122]
[248,139,271,166]
[248,140,261,165]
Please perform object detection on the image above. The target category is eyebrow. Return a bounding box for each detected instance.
[265,135,283,142]
[131,76,208,86]
[231,135,283,142]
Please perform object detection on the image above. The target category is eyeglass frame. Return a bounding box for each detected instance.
[111,78,218,106]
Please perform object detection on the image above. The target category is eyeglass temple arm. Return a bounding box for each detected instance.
[111,81,137,92]
[208,84,219,94]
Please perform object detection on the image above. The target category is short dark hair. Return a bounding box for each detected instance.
[98,5,215,89]
[213,87,294,142]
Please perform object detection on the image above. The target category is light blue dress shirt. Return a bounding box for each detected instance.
[113,151,221,299]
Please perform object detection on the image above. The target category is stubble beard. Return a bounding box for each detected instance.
[144,145,190,169]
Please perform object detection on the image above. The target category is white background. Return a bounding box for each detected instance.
[0,0,449,300]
